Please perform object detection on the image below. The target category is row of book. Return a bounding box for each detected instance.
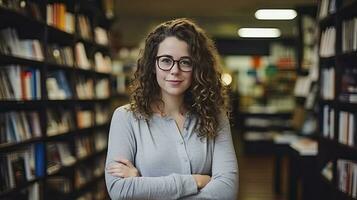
[342,17,357,53]
[48,43,112,73]
[46,163,107,200]
[339,68,357,103]
[319,27,336,58]
[0,111,41,145]
[47,44,74,67]
[1,30,110,71]
[337,159,357,198]
[75,42,113,71]
[46,71,72,99]
[76,77,110,99]
[323,105,335,139]
[0,146,36,192]
[47,109,75,137]
[320,67,335,100]
[77,15,93,40]
[338,111,356,147]
[46,70,111,100]
[0,0,43,21]
[0,28,44,61]
[75,155,105,189]
[46,3,75,34]
[0,66,41,100]
[0,106,110,145]
[301,15,318,70]
[47,106,110,137]
[318,0,336,19]
[322,106,357,147]
[46,133,107,175]
[76,180,107,200]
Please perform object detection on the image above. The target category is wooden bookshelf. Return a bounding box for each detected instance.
[0,0,118,199]
[317,0,357,199]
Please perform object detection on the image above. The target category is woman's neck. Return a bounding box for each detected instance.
[156,93,185,117]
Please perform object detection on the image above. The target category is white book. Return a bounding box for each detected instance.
[23,152,34,181]
[9,113,20,141]
[353,165,357,198]
[28,183,40,200]
[94,27,108,45]
[20,112,31,140]
[6,66,21,100]
[32,40,44,61]
[354,18,357,51]
[330,109,334,139]
[323,105,329,137]
[6,154,15,188]
[56,143,75,166]
[75,42,90,69]
[348,113,354,146]
[65,12,74,33]
[339,112,345,144]
[46,4,53,25]
[36,69,41,99]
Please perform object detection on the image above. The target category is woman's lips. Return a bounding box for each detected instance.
[166,80,183,85]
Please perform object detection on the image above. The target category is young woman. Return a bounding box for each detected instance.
[105,18,238,200]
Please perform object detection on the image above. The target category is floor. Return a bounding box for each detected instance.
[232,130,288,200]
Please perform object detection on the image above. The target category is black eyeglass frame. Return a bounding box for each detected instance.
[155,55,193,72]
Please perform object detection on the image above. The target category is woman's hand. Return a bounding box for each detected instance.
[192,174,211,189]
[107,158,140,178]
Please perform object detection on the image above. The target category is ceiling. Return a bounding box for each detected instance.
[112,0,317,46]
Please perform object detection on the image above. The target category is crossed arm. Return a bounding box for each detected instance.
[107,158,211,189]
[105,108,238,200]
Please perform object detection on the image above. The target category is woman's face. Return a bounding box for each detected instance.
[155,36,193,99]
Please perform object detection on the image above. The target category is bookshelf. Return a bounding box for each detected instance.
[317,0,357,200]
[0,0,119,199]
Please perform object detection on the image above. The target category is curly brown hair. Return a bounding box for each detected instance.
[129,18,228,138]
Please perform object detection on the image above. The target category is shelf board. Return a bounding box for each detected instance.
[0,177,43,198]
[0,137,43,152]
[336,142,357,160]
[46,98,111,105]
[72,174,105,199]
[77,149,107,165]
[243,125,293,132]
[337,52,357,66]
[0,54,44,67]
[0,100,43,110]
[46,25,75,44]
[335,102,357,111]
[46,62,75,71]
[240,112,292,118]
[319,99,335,106]
[0,7,45,30]
[338,0,357,19]
[318,13,336,26]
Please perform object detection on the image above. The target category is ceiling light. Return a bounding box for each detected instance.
[255,9,297,20]
[238,28,281,38]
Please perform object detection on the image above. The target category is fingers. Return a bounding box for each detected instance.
[117,158,134,168]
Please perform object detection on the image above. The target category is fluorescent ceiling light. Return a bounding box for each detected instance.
[238,28,281,38]
[255,9,297,20]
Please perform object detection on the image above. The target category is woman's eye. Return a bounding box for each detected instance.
[180,60,192,66]
[161,58,172,63]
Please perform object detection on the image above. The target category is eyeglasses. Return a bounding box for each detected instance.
[156,55,193,72]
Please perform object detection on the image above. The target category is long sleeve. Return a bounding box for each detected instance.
[105,107,198,200]
[181,115,239,200]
